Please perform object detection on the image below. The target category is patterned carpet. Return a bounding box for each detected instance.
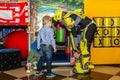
[1,61,120,80]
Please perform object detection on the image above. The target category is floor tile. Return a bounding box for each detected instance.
[4,67,30,78]
[90,71,113,80]
[0,72,17,80]
[21,73,66,80]
[52,66,74,76]
[116,71,120,76]
[14,79,23,80]
[72,71,113,80]
[62,77,78,80]
[92,66,120,75]
[21,74,40,80]
[109,76,120,80]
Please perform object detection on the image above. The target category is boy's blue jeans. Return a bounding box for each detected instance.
[37,44,53,74]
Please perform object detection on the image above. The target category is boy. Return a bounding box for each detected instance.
[36,15,57,78]
[26,30,40,73]
[26,39,40,73]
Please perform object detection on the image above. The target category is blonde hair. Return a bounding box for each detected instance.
[42,15,52,25]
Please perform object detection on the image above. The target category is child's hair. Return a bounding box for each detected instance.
[42,15,52,25]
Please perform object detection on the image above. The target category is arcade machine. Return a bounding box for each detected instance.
[0,2,29,70]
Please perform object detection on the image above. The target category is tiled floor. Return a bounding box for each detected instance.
[0,61,120,80]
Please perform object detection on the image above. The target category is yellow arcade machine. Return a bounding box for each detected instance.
[84,0,120,64]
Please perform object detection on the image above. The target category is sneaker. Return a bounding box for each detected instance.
[46,73,56,78]
[26,70,31,74]
[32,61,37,70]
[26,63,32,74]
[35,71,44,76]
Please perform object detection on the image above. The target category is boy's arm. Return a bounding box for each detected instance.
[37,31,41,50]
[50,29,57,52]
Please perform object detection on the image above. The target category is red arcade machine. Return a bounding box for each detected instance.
[0,2,29,70]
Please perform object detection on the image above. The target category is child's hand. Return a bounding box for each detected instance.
[54,48,57,53]
[27,29,34,34]
[73,52,80,58]
[37,46,40,50]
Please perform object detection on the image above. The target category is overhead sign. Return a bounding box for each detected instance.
[0,2,29,26]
